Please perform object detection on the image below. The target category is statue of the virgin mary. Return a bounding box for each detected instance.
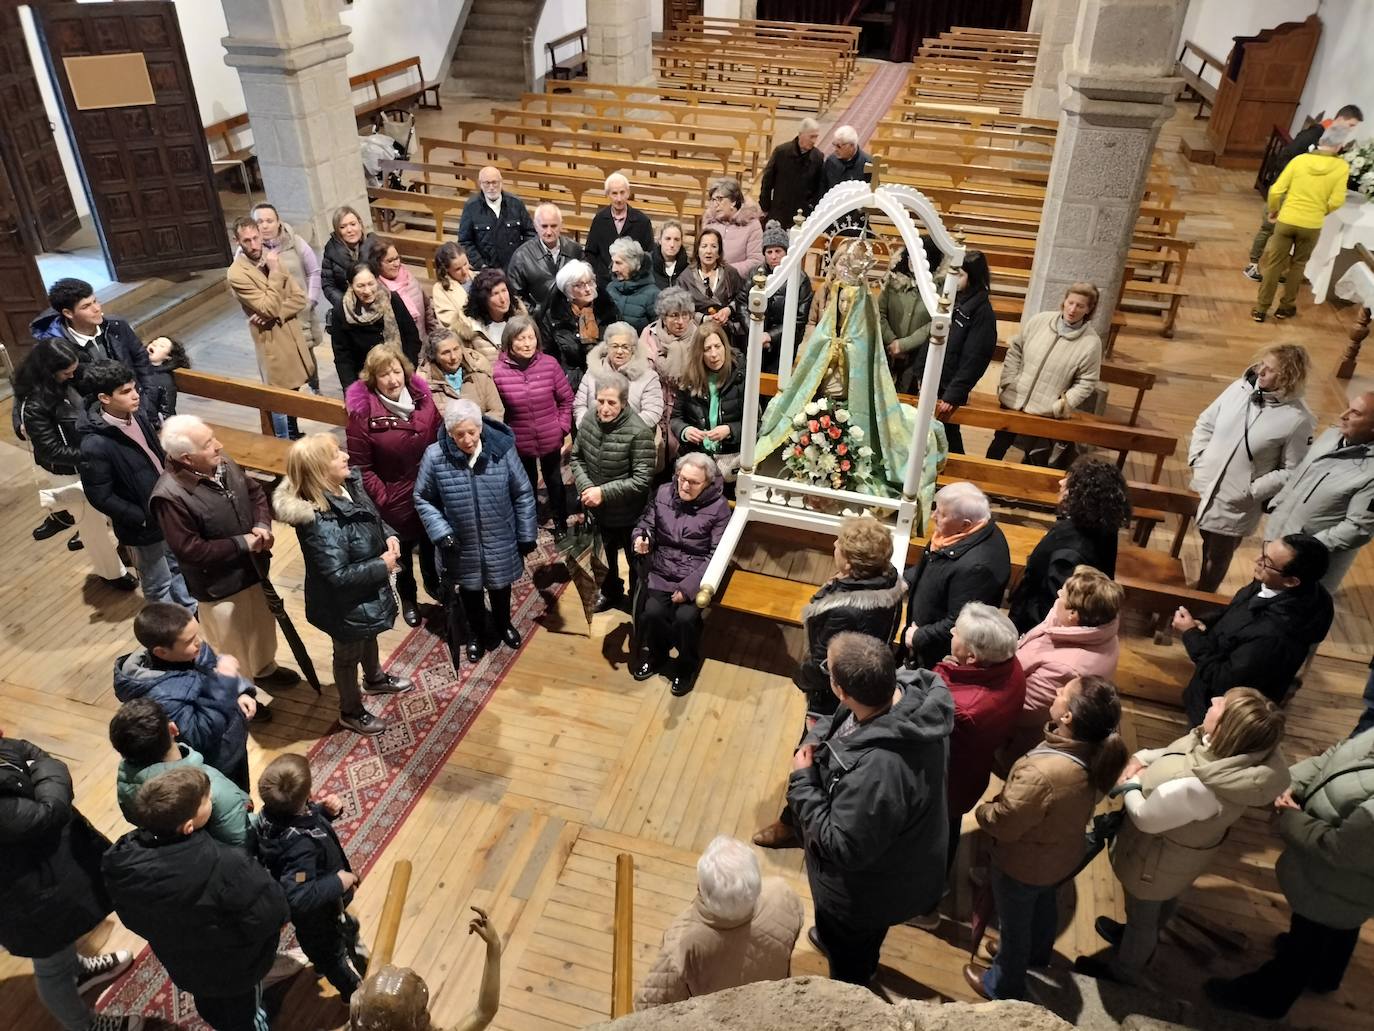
[754,238,946,530]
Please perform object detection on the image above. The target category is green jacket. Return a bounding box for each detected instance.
[571,407,656,529]
[878,270,932,354]
[115,743,251,849]
[1276,729,1374,928]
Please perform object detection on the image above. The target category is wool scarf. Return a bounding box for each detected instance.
[343,282,401,351]
[384,263,425,327]
[378,384,415,419]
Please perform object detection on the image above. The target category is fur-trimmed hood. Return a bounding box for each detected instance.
[802,568,904,623]
[343,372,434,417]
[585,336,653,382]
[707,198,763,227]
[273,467,373,528]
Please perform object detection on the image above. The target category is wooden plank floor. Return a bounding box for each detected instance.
[1,63,1372,1031]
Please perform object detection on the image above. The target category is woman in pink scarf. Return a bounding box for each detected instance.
[366,240,440,340]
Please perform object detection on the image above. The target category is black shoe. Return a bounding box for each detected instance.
[1095,916,1124,948]
[1073,955,1121,982]
[1203,976,1290,1020]
[594,590,623,614]
[465,640,484,663]
[250,705,273,723]
[1251,310,1267,322]
[552,521,569,542]
[33,511,74,540]
[807,926,829,959]
[501,624,522,648]
[67,533,84,551]
[631,651,663,681]
[401,598,421,627]
[670,664,697,697]
[255,667,302,690]
[103,573,138,592]
[1274,307,1296,320]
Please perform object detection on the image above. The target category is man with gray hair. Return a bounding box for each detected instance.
[507,202,583,311]
[636,835,803,1007]
[759,117,824,226]
[150,415,299,689]
[822,124,872,192]
[584,172,654,288]
[901,483,1011,669]
[457,165,535,271]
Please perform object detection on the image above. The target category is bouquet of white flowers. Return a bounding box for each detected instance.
[1349,140,1374,201]
[781,397,875,491]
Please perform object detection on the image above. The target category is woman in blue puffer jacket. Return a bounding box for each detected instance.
[414,398,538,664]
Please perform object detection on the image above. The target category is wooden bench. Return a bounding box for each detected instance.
[989,341,1156,427]
[546,28,588,82]
[548,80,781,142]
[651,47,841,110]
[454,119,739,178]
[1176,40,1223,119]
[351,56,442,124]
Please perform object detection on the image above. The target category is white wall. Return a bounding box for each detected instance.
[1296,1,1374,136]
[340,0,465,82]
[1178,0,1318,92]
[534,0,588,79]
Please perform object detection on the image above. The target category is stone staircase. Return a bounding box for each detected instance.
[447,0,541,100]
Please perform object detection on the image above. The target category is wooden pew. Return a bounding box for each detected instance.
[989,341,1157,427]
[651,46,840,110]
[1176,40,1223,118]
[454,118,739,179]
[546,28,588,82]
[351,56,442,123]
[548,80,782,142]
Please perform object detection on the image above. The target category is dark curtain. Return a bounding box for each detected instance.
[756,0,1026,63]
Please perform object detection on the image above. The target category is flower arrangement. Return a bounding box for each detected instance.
[1350,140,1374,201]
[782,397,875,491]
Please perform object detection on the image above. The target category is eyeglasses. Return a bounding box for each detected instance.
[1256,541,1285,574]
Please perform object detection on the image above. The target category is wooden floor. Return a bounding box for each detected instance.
[2,62,1373,1031]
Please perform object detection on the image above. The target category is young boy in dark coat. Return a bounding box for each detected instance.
[113,603,259,791]
[102,766,288,1031]
[256,753,368,1001]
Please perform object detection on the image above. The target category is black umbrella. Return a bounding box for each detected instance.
[442,580,470,675]
[251,554,322,693]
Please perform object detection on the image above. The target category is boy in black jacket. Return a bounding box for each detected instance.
[256,753,367,1001]
[102,766,288,1031]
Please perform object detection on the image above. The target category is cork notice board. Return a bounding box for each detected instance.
[64,53,156,110]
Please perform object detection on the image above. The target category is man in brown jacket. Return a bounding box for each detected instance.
[635,836,802,1008]
[151,414,298,691]
[226,217,318,438]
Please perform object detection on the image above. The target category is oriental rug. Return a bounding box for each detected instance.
[819,60,913,150]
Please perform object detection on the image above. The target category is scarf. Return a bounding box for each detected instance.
[653,318,697,386]
[378,384,415,419]
[573,302,600,344]
[384,263,425,327]
[343,282,401,351]
[1057,316,1084,334]
[443,368,464,394]
[703,374,722,454]
[929,518,987,552]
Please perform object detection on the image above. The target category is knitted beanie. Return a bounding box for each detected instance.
[761,220,789,252]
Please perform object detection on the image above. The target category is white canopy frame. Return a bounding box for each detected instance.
[694,179,966,608]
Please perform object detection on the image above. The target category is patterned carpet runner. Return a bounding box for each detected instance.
[819,60,912,149]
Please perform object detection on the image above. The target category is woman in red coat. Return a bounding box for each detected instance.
[345,343,445,626]
[935,601,1026,873]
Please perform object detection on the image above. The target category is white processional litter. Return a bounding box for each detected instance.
[694,179,966,608]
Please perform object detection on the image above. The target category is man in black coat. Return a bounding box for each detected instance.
[0,736,141,1031]
[1176,533,1335,725]
[29,276,158,414]
[821,124,872,192]
[583,173,654,288]
[457,166,535,271]
[506,202,584,311]
[759,118,824,226]
[78,360,196,609]
[103,765,289,1031]
[902,483,1011,669]
[787,633,954,985]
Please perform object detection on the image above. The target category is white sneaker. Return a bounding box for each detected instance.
[87,1015,145,1031]
[1242,263,1262,282]
[263,946,310,986]
[77,950,133,993]
[904,909,942,930]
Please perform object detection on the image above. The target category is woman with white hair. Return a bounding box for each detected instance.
[574,322,664,447]
[414,396,538,664]
[606,237,661,333]
[703,175,763,277]
[631,452,731,696]
[636,835,804,1008]
[538,258,620,391]
[901,482,1011,669]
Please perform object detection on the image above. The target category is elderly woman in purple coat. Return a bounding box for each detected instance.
[630,452,730,697]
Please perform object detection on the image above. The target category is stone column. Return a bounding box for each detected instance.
[587,0,653,86]
[1027,0,1047,34]
[219,0,370,248]
[1024,0,1187,339]
[1022,0,1082,120]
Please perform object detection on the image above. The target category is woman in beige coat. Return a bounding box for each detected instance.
[417,325,504,421]
[636,836,802,1008]
[1075,687,1287,985]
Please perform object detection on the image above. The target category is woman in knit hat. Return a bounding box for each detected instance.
[733,220,812,375]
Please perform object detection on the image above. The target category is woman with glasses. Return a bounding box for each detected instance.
[538,259,619,392]
[573,322,664,460]
[1188,344,1314,592]
[703,176,763,277]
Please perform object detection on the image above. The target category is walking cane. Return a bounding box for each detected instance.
[250,553,322,693]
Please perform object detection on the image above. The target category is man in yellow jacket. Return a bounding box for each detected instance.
[1253,125,1354,322]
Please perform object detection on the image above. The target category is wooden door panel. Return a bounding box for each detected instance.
[0,7,80,252]
[0,159,51,370]
[35,0,230,282]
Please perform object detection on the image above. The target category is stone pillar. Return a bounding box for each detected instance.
[219,0,370,248]
[1024,0,1187,339]
[1022,0,1082,120]
[587,0,653,86]
[1027,0,1047,34]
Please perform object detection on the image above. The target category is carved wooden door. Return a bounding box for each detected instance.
[34,0,230,281]
[665,0,705,33]
[0,6,81,253]
[0,159,52,371]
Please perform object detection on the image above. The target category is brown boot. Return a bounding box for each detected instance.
[752,820,800,849]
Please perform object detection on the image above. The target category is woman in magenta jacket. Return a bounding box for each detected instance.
[345,343,445,626]
[492,314,574,536]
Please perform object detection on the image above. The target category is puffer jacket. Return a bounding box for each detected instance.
[795,570,904,695]
[634,478,731,597]
[1265,427,1374,578]
[116,744,250,849]
[607,262,662,333]
[1008,518,1119,634]
[321,232,378,311]
[977,728,1099,886]
[492,349,573,458]
[939,285,997,406]
[18,383,83,475]
[788,666,954,928]
[345,375,444,541]
[1276,729,1374,928]
[112,642,252,780]
[571,407,656,529]
[937,656,1027,817]
[273,468,398,641]
[878,265,933,394]
[0,739,113,959]
[705,201,764,277]
[671,360,747,457]
[574,339,664,430]
[418,350,505,420]
[29,311,157,409]
[413,418,537,590]
[634,877,804,1009]
[1111,728,1290,901]
[997,310,1102,418]
[734,262,812,375]
[1188,369,1314,536]
[902,521,1011,669]
[255,802,353,937]
[538,289,621,381]
[77,400,167,546]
